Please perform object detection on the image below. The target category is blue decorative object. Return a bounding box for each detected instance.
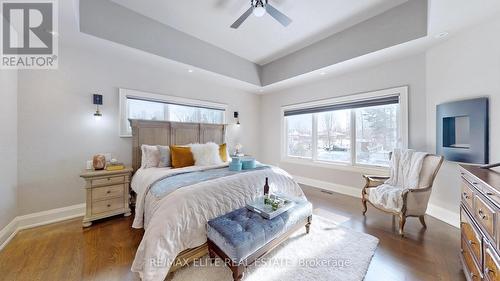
[436,98,488,164]
[229,162,242,171]
[242,159,256,170]
[231,157,241,164]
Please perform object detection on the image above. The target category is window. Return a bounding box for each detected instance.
[283,87,408,168]
[317,110,351,163]
[119,89,226,137]
[286,114,313,158]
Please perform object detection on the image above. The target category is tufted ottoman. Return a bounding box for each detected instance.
[207,200,313,281]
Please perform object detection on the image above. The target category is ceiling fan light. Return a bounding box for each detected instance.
[253,6,266,17]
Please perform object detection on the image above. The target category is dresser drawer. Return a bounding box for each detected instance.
[91,197,124,215]
[462,181,475,210]
[91,175,125,187]
[461,208,483,263]
[462,238,482,281]
[474,195,497,239]
[91,184,124,201]
[485,243,500,281]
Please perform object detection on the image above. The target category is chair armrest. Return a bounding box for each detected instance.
[405,185,432,193]
[362,175,390,188]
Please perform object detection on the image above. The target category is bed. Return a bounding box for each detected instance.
[128,120,306,281]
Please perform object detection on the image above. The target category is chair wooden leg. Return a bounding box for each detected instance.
[398,214,406,236]
[419,215,427,229]
[305,216,312,234]
[362,198,367,215]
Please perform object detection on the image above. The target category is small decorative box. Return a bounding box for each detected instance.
[242,158,256,170]
[229,162,242,171]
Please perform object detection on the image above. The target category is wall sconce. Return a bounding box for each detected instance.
[234,111,240,127]
[93,94,103,121]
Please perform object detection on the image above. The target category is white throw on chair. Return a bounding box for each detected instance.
[361,149,444,236]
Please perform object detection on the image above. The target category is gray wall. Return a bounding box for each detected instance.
[260,54,427,190]
[0,70,18,229]
[17,43,261,215]
[425,17,500,211]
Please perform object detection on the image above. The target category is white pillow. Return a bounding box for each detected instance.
[157,145,171,168]
[189,142,223,166]
[141,145,160,169]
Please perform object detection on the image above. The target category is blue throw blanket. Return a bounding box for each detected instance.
[150,165,270,199]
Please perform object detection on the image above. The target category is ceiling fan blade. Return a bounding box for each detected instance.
[230,7,253,29]
[266,4,292,27]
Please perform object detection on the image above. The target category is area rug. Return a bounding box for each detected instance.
[171,215,379,281]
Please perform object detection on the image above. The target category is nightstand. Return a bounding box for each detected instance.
[80,168,133,227]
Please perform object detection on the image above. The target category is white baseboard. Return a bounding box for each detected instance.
[293,175,460,228]
[0,203,85,251]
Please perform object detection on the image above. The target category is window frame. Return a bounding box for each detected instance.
[281,86,408,171]
[119,88,227,137]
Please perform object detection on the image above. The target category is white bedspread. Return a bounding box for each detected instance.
[130,164,305,281]
[368,149,427,212]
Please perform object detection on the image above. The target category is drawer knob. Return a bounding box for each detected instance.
[468,240,476,245]
[486,267,496,276]
[107,190,111,194]
[107,178,111,181]
[107,204,111,207]
[463,192,469,199]
[478,209,487,220]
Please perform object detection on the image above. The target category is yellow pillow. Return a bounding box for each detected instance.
[170,146,195,168]
[219,143,228,162]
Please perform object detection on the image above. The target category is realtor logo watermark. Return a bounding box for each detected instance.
[1,0,58,69]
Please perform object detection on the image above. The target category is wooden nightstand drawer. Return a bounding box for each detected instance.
[91,197,124,215]
[485,243,500,281]
[91,175,125,187]
[474,195,497,239]
[92,184,124,201]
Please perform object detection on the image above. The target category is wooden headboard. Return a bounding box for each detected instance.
[130,120,227,172]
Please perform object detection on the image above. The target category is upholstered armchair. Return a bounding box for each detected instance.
[361,154,444,236]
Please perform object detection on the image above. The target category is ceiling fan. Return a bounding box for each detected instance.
[230,0,292,29]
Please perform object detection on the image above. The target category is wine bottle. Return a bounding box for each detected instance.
[264,177,270,196]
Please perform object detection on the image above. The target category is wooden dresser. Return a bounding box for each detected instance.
[80,168,133,227]
[460,165,500,281]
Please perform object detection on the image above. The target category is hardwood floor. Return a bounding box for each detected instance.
[0,186,465,281]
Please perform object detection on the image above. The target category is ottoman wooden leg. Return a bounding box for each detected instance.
[208,249,215,264]
[231,264,244,281]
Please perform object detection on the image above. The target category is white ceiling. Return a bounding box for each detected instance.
[109,0,407,65]
[61,0,500,94]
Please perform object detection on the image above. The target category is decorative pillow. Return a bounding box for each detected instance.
[219,143,228,162]
[141,145,160,169]
[190,143,223,166]
[170,146,195,168]
[157,145,171,167]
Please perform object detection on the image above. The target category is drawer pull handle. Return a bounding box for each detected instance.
[107,178,111,181]
[107,190,111,194]
[468,240,476,245]
[463,192,469,199]
[486,267,496,276]
[478,209,487,220]
[472,182,478,185]
[486,192,495,196]
[107,204,111,207]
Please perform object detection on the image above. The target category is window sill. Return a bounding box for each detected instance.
[280,157,389,175]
